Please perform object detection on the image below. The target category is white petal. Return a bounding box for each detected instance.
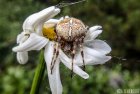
[44,42,62,94]
[65,16,69,18]
[84,39,111,55]
[23,6,60,32]
[17,52,28,64]
[59,50,89,79]
[45,19,60,24]
[12,33,48,52]
[17,32,30,44]
[17,32,24,43]
[75,47,111,66]
[35,24,44,35]
[45,17,64,24]
[89,26,102,32]
[85,26,102,41]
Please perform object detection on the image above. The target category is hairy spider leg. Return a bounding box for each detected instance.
[50,42,59,74]
[51,43,56,65]
[80,36,85,71]
[50,37,61,74]
[70,41,77,78]
[50,49,59,74]
[50,43,57,74]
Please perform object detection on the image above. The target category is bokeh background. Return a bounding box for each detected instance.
[0,0,140,94]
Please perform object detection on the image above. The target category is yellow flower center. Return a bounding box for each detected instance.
[42,23,56,40]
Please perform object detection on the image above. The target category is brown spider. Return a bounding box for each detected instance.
[44,17,88,76]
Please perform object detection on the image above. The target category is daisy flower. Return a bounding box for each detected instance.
[12,6,111,94]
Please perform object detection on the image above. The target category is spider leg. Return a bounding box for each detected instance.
[51,43,56,66]
[71,42,76,78]
[50,42,58,74]
[80,36,85,71]
[50,44,59,74]
[50,37,61,74]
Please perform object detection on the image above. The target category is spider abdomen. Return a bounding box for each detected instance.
[56,17,87,41]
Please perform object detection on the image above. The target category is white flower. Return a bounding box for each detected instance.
[12,6,111,94]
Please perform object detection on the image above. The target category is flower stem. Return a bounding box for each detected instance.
[30,50,45,94]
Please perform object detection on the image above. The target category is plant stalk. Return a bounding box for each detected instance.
[30,50,45,94]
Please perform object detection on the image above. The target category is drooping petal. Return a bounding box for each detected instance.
[85,26,102,42]
[59,50,89,79]
[12,33,48,52]
[17,32,30,44]
[17,52,28,64]
[23,6,60,32]
[35,24,44,35]
[75,47,111,66]
[17,32,24,43]
[65,16,69,18]
[85,47,111,63]
[44,42,62,94]
[45,19,60,24]
[16,32,30,64]
[84,39,111,55]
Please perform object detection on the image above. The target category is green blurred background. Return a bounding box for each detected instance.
[0,0,140,94]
